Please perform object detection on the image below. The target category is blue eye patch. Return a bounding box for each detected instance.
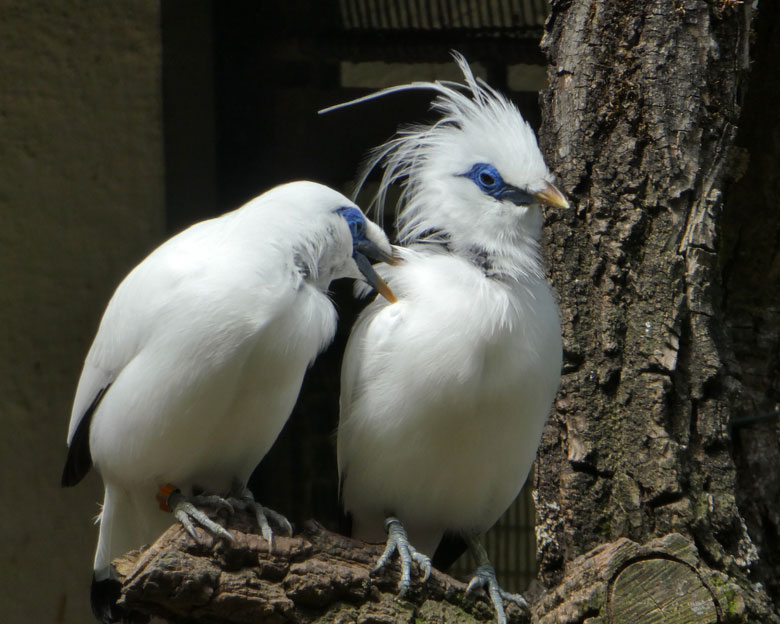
[336,206,367,245]
[459,163,536,205]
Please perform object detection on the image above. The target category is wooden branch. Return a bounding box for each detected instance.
[112,511,526,623]
[112,509,774,623]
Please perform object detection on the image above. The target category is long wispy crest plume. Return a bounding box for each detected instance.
[319,51,526,245]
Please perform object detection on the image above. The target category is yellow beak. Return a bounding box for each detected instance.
[534,182,570,209]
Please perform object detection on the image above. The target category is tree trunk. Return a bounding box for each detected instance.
[535,0,780,620]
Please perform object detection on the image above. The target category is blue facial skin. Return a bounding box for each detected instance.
[335,205,393,264]
[335,206,368,252]
[334,206,395,300]
[460,162,536,206]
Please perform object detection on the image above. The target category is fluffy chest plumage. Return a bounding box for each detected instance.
[355,249,560,422]
[339,248,562,533]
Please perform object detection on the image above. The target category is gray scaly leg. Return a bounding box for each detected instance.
[374,516,432,597]
[465,536,528,624]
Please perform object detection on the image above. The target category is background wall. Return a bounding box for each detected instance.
[0,3,164,622]
[0,4,551,621]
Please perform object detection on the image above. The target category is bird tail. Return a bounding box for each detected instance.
[94,486,132,578]
[93,484,153,579]
[91,486,141,622]
[92,485,173,621]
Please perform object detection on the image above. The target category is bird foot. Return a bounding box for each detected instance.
[373,516,432,598]
[156,483,236,545]
[225,484,293,552]
[466,564,528,624]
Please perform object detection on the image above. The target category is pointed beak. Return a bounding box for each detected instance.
[534,182,570,209]
[353,240,398,303]
[356,239,396,266]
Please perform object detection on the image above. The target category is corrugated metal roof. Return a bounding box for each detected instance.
[339,0,549,32]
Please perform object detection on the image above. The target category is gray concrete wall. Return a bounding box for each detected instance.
[0,2,165,622]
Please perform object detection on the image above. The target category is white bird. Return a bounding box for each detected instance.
[328,54,568,622]
[61,181,396,623]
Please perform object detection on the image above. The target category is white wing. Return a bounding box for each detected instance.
[64,214,254,475]
[66,226,199,447]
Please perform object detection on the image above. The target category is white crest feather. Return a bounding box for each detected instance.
[320,51,551,253]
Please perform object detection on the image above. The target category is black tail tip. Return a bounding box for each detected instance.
[91,574,148,624]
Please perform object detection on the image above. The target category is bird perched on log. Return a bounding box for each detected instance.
[326,53,568,623]
[61,181,396,623]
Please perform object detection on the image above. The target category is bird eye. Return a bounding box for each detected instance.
[460,163,504,196]
[479,171,496,187]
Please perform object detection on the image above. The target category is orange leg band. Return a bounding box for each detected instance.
[156,483,179,512]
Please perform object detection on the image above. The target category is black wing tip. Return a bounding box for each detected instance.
[61,430,93,487]
[62,385,112,488]
[61,461,84,488]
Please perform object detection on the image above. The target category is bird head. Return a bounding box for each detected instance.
[321,52,569,279]
[248,181,396,301]
[335,206,397,303]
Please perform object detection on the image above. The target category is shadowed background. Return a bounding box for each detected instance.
[1,2,550,622]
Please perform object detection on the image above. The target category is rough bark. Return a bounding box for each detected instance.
[114,513,527,623]
[535,0,779,621]
[115,518,752,624]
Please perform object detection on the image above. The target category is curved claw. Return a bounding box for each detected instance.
[226,485,293,554]
[189,493,235,515]
[466,564,528,624]
[373,517,432,598]
[167,490,236,545]
[264,506,294,537]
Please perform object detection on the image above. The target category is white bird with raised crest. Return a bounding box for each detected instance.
[326,53,568,622]
[61,181,396,623]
